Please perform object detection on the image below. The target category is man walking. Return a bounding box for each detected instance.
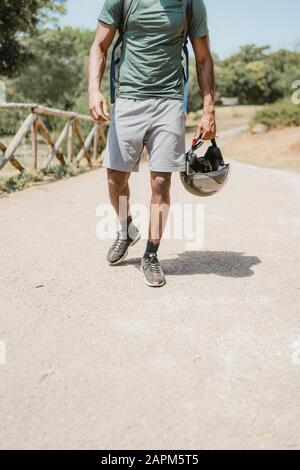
[89,0,216,287]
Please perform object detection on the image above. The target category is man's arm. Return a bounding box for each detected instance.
[88,22,117,122]
[190,35,216,140]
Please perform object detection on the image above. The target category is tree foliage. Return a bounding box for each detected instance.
[0,0,66,77]
[213,45,300,107]
[254,99,300,129]
[9,28,92,110]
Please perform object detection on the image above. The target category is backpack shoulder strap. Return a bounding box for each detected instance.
[182,0,193,113]
[183,0,193,43]
[110,0,138,104]
[122,0,138,33]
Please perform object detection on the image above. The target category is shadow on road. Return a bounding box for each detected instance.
[162,251,261,278]
[126,251,261,278]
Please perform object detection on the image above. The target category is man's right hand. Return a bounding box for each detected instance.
[89,90,109,123]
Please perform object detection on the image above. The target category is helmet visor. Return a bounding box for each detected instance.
[190,166,230,196]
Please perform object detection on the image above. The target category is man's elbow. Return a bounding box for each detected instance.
[90,39,106,58]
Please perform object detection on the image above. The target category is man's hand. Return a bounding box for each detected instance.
[89,90,109,123]
[195,111,216,141]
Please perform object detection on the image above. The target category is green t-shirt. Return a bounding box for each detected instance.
[99,0,208,100]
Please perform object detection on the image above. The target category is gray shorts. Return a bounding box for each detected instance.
[103,98,186,173]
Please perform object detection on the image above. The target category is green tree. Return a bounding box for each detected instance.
[216,59,283,104]
[0,0,66,77]
[9,28,93,110]
[267,49,300,96]
[214,44,300,105]
[222,44,270,65]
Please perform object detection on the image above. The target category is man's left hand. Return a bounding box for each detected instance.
[195,112,217,141]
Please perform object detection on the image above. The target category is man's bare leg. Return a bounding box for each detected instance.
[107,169,131,222]
[106,169,139,265]
[141,171,172,287]
[148,171,172,247]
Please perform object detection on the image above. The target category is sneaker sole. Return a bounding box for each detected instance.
[140,267,166,288]
[108,235,141,266]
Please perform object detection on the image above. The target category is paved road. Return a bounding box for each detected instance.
[1,155,300,449]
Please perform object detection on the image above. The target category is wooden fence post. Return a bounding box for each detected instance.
[31,117,38,170]
[0,103,109,175]
[93,126,100,161]
[67,119,74,162]
[36,117,67,169]
[75,124,99,165]
[0,142,25,172]
[0,113,36,170]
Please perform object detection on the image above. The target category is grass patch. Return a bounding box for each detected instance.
[0,171,43,195]
[254,99,300,129]
[44,163,81,179]
[0,163,88,196]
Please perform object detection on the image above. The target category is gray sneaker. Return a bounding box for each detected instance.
[107,230,140,266]
[141,253,166,287]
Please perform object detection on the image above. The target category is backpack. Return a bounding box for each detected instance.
[110,0,193,112]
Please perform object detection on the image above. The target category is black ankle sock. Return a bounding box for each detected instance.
[120,216,132,234]
[144,241,160,258]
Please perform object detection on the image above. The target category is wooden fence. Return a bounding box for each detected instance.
[0,103,108,173]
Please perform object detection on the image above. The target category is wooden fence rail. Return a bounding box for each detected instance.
[0,103,108,173]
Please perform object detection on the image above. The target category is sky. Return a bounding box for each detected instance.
[59,0,300,58]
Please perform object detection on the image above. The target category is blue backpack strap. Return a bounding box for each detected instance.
[182,41,190,114]
[110,34,123,104]
[182,0,193,113]
[110,0,138,104]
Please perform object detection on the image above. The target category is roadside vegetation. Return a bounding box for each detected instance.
[0,163,90,197]
[253,99,300,129]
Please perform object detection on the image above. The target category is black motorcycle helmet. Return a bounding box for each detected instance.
[180,138,230,197]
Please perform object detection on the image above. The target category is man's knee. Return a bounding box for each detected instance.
[107,169,130,194]
[151,172,172,198]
